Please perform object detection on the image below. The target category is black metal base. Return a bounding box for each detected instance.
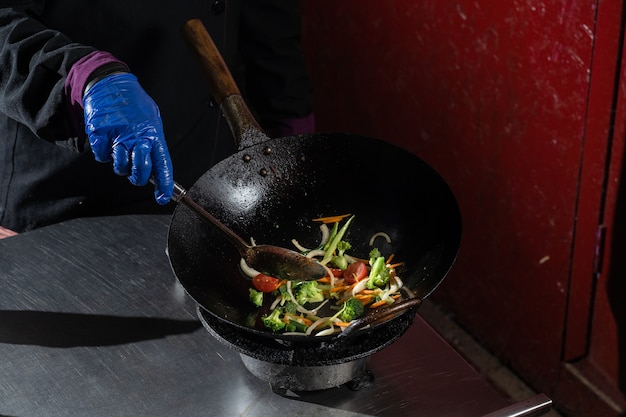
[196,305,403,391]
[240,354,370,392]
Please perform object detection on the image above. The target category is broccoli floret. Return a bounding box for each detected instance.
[261,309,285,332]
[283,301,298,314]
[369,247,382,259]
[331,240,352,270]
[293,281,325,305]
[337,240,352,254]
[249,288,263,307]
[366,256,391,289]
[340,297,365,321]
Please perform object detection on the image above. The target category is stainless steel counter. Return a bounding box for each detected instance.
[0,215,550,416]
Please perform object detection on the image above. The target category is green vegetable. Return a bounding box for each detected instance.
[261,309,285,332]
[366,255,391,289]
[331,240,352,270]
[369,247,382,259]
[339,297,365,321]
[249,288,263,307]
[323,222,339,251]
[321,215,355,265]
[285,320,308,332]
[293,281,325,305]
[283,301,298,314]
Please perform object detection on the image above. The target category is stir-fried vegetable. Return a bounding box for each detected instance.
[252,273,282,293]
[339,297,365,322]
[261,308,285,332]
[320,215,354,266]
[293,281,325,305]
[243,214,405,336]
[249,288,263,307]
[366,250,391,289]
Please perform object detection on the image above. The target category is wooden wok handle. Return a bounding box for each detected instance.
[182,18,240,104]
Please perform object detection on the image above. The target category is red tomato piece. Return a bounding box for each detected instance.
[253,274,281,293]
[343,261,368,284]
[328,268,344,278]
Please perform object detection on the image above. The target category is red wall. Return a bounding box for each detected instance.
[301,1,624,415]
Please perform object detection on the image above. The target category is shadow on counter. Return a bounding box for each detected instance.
[0,310,202,347]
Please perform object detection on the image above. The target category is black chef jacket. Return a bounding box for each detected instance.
[0,0,313,232]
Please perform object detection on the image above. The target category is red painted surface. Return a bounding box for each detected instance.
[564,0,622,363]
[301,1,625,415]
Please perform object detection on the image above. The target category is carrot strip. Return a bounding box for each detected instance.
[317,277,332,283]
[389,262,405,269]
[370,299,389,309]
[285,313,313,326]
[312,214,351,224]
[355,296,374,305]
[330,286,348,293]
[334,321,353,327]
[386,253,395,264]
[299,317,313,326]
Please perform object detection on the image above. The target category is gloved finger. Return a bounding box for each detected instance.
[150,141,174,205]
[88,132,113,163]
[111,143,131,176]
[128,141,152,186]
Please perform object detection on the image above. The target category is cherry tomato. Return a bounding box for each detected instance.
[252,274,281,293]
[343,261,368,284]
[328,268,344,278]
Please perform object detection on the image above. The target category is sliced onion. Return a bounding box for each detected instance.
[369,231,392,246]
[291,239,310,252]
[270,294,282,310]
[316,326,339,337]
[305,317,331,336]
[320,263,336,287]
[395,275,404,290]
[351,278,370,296]
[305,249,326,259]
[306,299,329,316]
[290,223,330,253]
[240,258,260,278]
[319,223,330,246]
[344,255,358,264]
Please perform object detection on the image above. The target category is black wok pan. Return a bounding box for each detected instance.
[167,20,462,343]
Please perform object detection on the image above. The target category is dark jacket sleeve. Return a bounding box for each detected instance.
[0,2,94,148]
[238,0,314,129]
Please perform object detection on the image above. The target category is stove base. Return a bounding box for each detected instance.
[240,353,371,392]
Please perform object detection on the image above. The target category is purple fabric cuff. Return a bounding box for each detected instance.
[65,50,128,110]
[267,113,316,138]
[64,51,129,149]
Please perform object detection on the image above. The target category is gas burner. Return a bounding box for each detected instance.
[197,306,416,391]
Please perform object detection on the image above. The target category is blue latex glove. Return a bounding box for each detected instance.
[83,73,174,204]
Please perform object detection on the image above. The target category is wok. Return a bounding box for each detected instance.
[167,19,462,343]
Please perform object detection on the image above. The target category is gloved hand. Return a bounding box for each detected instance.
[82,73,174,204]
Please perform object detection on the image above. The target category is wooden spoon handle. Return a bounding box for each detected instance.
[181,18,240,104]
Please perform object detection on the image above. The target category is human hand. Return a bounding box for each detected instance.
[82,73,174,204]
[0,226,17,239]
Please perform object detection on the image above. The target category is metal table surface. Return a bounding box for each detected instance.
[0,215,550,417]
